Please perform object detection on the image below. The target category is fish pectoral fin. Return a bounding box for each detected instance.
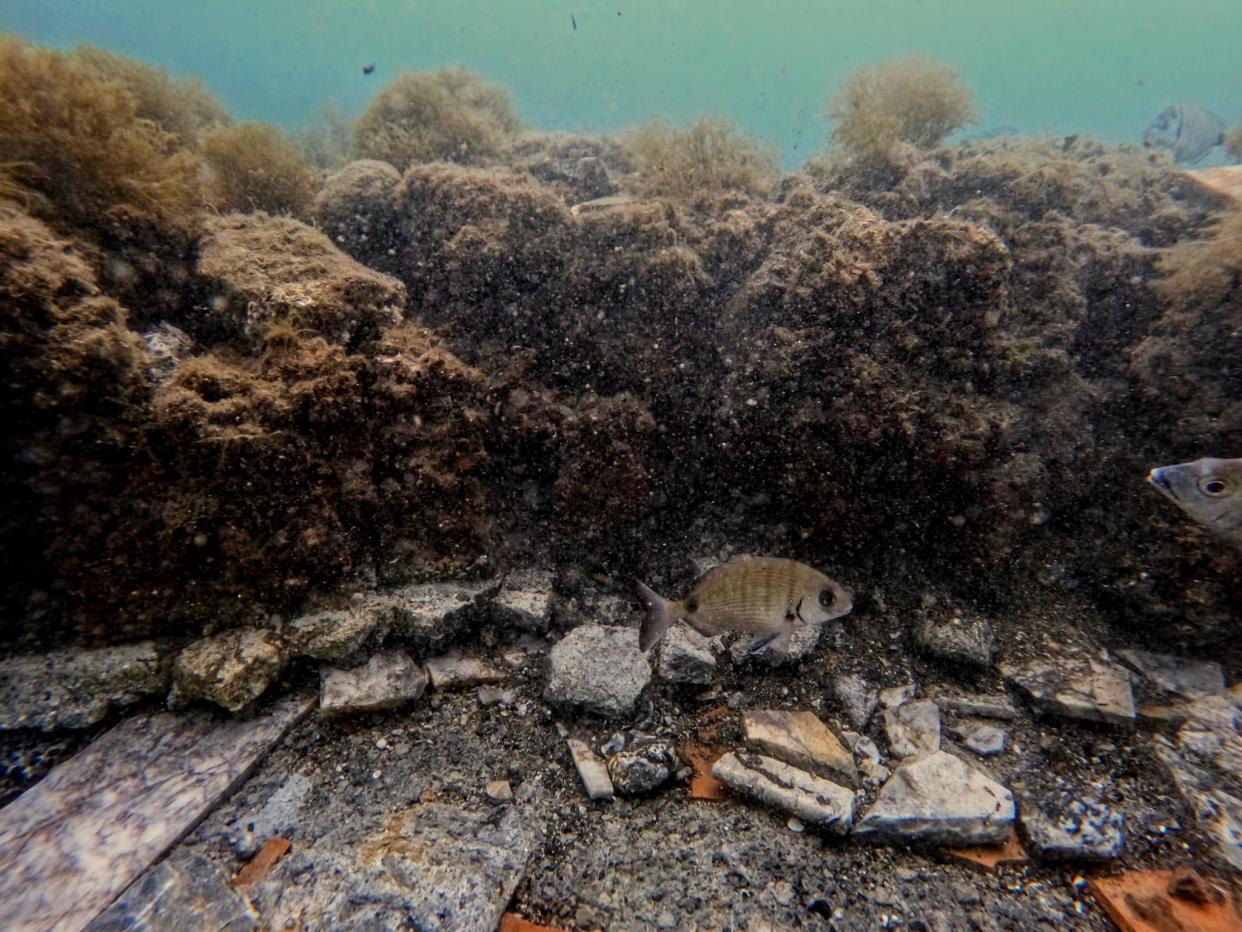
[747,619,796,655]
[684,616,724,638]
[744,633,779,654]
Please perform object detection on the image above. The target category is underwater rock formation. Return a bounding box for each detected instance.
[200,122,320,216]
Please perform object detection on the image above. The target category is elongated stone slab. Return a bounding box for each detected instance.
[713,751,856,833]
[0,695,312,932]
[85,849,257,931]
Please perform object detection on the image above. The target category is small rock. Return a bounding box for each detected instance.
[1019,786,1125,861]
[283,608,382,661]
[320,652,426,719]
[854,750,1015,846]
[787,817,805,833]
[387,580,496,651]
[0,642,166,731]
[544,625,652,717]
[607,741,678,795]
[884,699,942,758]
[879,683,917,709]
[728,623,821,666]
[425,653,507,690]
[657,625,717,685]
[600,733,625,756]
[831,674,879,729]
[956,723,1007,757]
[916,613,996,667]
[485,779,514,803]
[170,629,286,713]
[933,693,1018,720]
[477,686,510,707]
[567,738,614,801]
[712,752,855,834]
[1116,649,1225,700]
[742,709,858,786]
[490,571,555,631]
[1001,653,1135,726]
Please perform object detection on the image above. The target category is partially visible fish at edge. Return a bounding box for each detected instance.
[1147,457,1242,547]
[1143,102,1224,164]
[635,557,853,654]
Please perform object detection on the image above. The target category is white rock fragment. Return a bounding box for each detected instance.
[284,608,382,661]
[854,750,1015,846]
[544,625,652,717]
[567,738,614,801]
[742,709,858,786]
[712,752,855,834]
[425,653,507,690]
[320,652,426,719]
[933,693,1018,720]
[884,699,942,758]
[831,674,879,729]
[957,723,1007,757]
[1001,654,1135,726]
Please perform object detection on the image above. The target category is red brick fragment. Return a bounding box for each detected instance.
[232,836,292,888]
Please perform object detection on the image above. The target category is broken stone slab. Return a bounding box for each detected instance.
[425,653,507,690]
[0,695,312,932]
[1175,691,1241,777]
[853,750,1015,846]
[85,849,258,932]
[742,709,858,787]
[228,772,313,858]
[932,693,1018,720]
[262,802,543,931]
[489,571,555,631]
[320,651,426,719]
[170,629,287,714]
[544,625,651,717]
[567,738,614,801]
[607,741,678,795]
[387,579,498,651]
[283,608,383,662]
[955,723,1007,757]
[0,642,166,731]
[1018,787,1125,861]
[916,613,996,667]
[831,674,878,730]
[657,625,718,685]
[1156,728,1242,871]
[728,622,821,666]
[1001,653,1135,726]
[711,752,855,834]
[1115,649,1225,700]
[884,699,942,758]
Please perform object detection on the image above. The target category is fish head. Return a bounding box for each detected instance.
[1148,457,1242,535]
[803,575,854,625]
[1143,104,1182,152]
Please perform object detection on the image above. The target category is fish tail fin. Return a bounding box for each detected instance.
[636,580,676,652]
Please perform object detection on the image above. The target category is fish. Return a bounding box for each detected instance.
[362,63,375,75]
[571,12,577,30]
[1143,103,1224,164]
[1147,457,1242,546]
[636,557,853,653]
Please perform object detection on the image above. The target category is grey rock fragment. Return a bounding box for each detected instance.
[916,613,996,667]
[1156,738,1242,871]
[141,323,193,386]
[712,752,855,834]
[567,738,614,801]
[742,709,858,786]
[387,580,496,651]
[1019,787,1125,861]
[320,652,426,719]
[230,772,313,858]
[854,750,1015,846]
[1001,654,1135,726]
[607,741,678,795]
[884,699,942,758]
[490,571,555,631]
[544,625,651,717]
[284,608,382,661]
[879,683,917,709]
[1116,649,1225,699]
[831,674,879,729]
[843,731,891,785]
[0,642,166,731]
[657,625,717,685]
[425,653,507,690]
[955,723,1007,757]
[728,623,821,666]
[170,630,286,714]
[86,849,257,932]
[933,693,1018,720]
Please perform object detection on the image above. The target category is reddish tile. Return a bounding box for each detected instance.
[681,741,729,801]
[945,831,1029,873]
[1089,869,1241,932]
[232,837,292,888]
[499,911,570,932]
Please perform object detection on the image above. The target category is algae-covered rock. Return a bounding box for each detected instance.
[310,159,403,269]
[170,629,287,712]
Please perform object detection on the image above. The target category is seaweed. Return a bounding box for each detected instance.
[295,99,355,171]
[621,117,780,200]
[200,122,321,216]
[0,36,202,234]
[72,43,231,149]
[352,67,520,170]
[826,55,976,161]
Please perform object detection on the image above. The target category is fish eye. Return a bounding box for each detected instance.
[818,588,836,609]
[1198,476,1234,497]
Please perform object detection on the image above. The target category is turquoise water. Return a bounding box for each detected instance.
[2,0,1240,166]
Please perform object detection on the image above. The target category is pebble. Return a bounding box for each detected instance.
[879,683,917,710]
[1019,785,1125,861]
[959,723,1007,757]
[606,742,678,795]
[933,693,1018,720]
[283,608,383,662]
[567,737,615,801]
[485,779,515,804]
[170,629,286,714]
